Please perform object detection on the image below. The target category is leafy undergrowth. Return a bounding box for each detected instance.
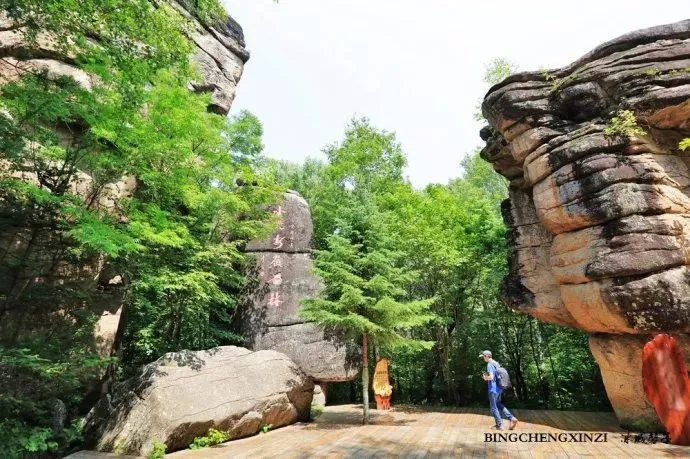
[311,404,326,420]
[189,428,230,449]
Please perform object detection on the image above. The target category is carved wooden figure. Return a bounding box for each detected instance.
[373,358,392,410]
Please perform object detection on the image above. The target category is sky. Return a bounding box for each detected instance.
[223,0,688,188]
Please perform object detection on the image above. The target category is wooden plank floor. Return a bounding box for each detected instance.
[166,404,690,458]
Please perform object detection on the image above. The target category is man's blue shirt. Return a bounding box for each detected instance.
[487,360,502,394]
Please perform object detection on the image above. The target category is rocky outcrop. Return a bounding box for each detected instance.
[481,20,690,428]
[169,0,249,114]
[237,191,359,385]
[0,2,248,112]
[84,346,313,456]
[0,2,248,357]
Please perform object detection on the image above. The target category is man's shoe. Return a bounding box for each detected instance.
[490,425,503,430]
[509,419,518,430]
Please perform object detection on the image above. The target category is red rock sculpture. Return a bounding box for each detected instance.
[642,334,690,445]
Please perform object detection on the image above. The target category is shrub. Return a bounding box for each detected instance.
[604,109,646,137]
[189,428,229,449]
[679,138,690,151]
[148,442,167,459]
[310,404,325,420]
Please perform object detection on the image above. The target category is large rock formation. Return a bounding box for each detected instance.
[237,191,359,385]
[168,0,249,114]
[481,20,690,428]
[84,346,313,456]
[0,1,248,113]
[0,1,248,357]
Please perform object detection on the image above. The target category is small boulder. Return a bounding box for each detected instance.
[84,346,313,456]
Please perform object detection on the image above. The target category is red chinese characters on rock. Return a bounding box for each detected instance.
[265,205,285,308]
[272,234,285,250]
[272,205,285,249]
[267,292,282,308]
[269,255,282,269]
[642,334,690,445]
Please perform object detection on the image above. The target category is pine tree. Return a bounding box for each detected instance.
[300,217,435,424]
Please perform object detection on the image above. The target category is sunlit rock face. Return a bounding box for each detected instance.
[84,346,313,456]
[170,0,250,114]
[481,20,690,428]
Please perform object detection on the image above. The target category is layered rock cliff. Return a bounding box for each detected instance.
[0,2,248,357]
[481,19,690,428]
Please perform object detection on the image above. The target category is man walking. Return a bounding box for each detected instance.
[480,350,518,430]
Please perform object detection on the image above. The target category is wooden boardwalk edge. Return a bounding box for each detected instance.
[73,405,690,458]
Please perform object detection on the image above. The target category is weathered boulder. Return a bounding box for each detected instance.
[481,19,690,428]
[84,346,313,456]
[237,191,359,383]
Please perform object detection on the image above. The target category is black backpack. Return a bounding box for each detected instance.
[494,362,512,390]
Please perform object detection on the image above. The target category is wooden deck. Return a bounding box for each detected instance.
[168,404,690,458]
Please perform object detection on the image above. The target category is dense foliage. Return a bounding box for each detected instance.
[0,1,277,456]
[298,120,436,423]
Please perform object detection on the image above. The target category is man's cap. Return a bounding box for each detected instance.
[478,350,492,358]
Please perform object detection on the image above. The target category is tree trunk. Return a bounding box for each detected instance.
[2,225,39,315]
[541,323,563,409]
[528,319,544,383]
[362,333,369,425]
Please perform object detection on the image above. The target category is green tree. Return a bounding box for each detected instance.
[300,230,434,424]
[483,58,518,86]
[298,119,435,424]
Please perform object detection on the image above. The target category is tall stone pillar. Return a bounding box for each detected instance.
[239,191,359,387]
